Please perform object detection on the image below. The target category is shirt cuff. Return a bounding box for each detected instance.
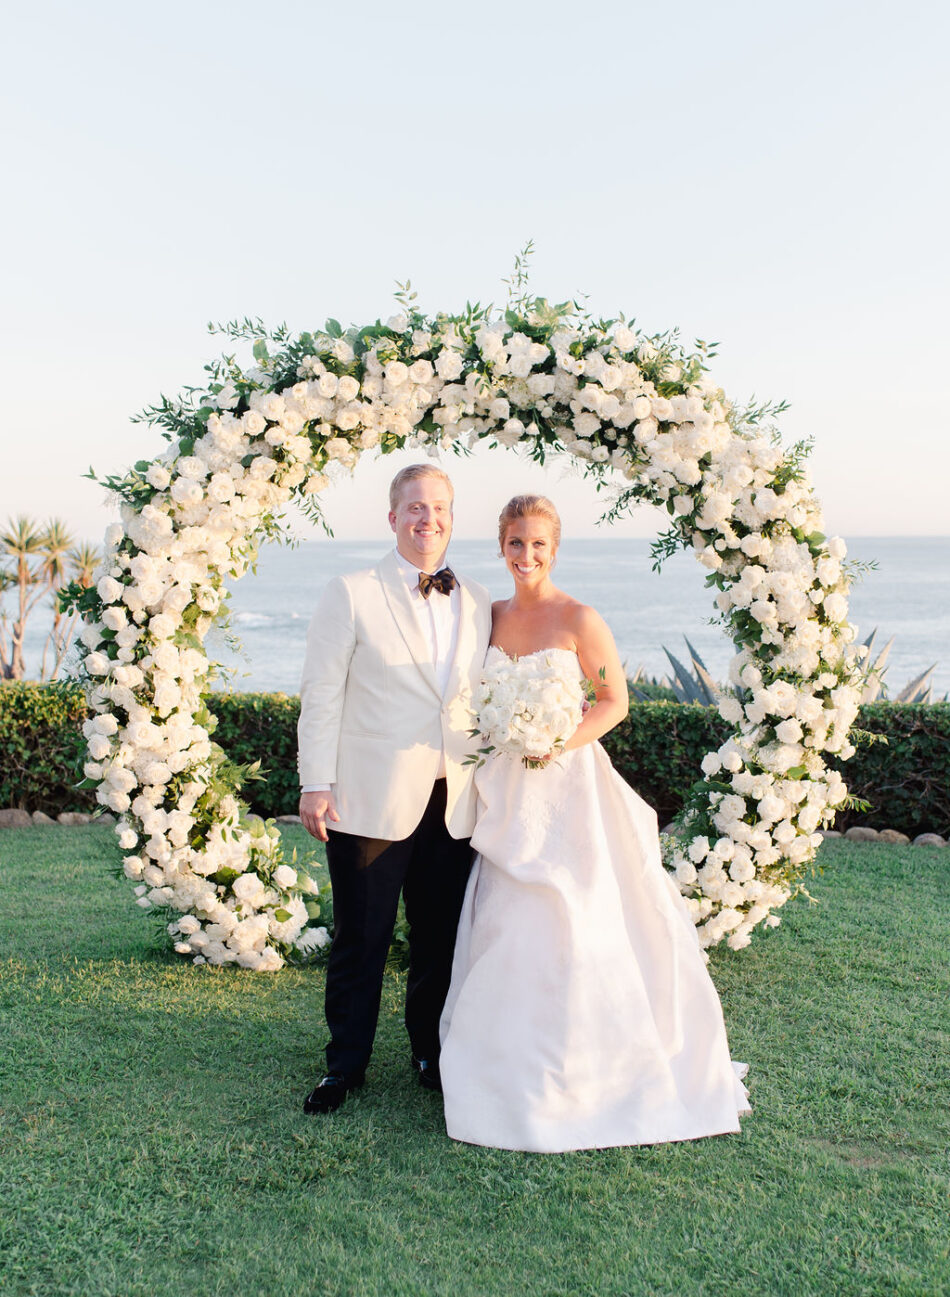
[300,784,331,794]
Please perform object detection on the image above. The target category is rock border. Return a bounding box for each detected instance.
[0,808,115,828]
[661,819,946,848]
[2,806,947,848]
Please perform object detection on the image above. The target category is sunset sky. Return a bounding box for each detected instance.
[3,0,947,544]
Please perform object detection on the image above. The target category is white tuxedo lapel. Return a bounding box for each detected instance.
[378,551,441,701]
[445,576,484,701]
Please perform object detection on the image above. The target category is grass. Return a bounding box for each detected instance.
[0,825,947,1297]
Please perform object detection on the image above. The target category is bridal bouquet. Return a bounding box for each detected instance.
[469,652,585,769]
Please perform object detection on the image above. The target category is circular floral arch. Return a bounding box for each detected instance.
[69,289,864,970]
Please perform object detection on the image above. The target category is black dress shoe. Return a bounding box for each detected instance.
[412,1056,442,1094]
[303,1073,363,1114]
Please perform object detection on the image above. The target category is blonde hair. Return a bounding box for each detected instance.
[389,463,454,511]
[498,495,562,549]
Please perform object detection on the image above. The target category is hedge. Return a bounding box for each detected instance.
[2,683,948,837]
[0,682,96,816]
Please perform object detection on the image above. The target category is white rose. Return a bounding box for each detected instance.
[822,592,848,622]
[97,576,124,604]
[101,606,127,632]
[273,864,298,889]
[687,836,710,863]
[435,351,464,380]
[256,947,283,972]
[233,872,266,906]
[146,464,171,489]
[574,412,601,439]
[775,717,803,744]
[123,856,145,880]
[87,733,112,759]
[171,477,203,507]
[675,859,698,886]
[718,696,743,725]
[816,555,841,586]
[177,456,207,481]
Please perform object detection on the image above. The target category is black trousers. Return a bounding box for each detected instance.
[323,779,474,1079]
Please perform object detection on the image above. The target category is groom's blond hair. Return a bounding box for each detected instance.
[389,464,454,511]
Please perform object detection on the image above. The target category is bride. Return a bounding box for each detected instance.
[439,494,750,1153]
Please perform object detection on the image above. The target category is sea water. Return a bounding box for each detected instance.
[13,537,950,698]
[208,536,949,698]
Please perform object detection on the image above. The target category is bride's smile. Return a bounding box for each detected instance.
[502,517,556,588]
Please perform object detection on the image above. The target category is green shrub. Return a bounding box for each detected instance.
[208,692,302,817]
[0,681,94,814]
[600,702,730,826]
[2,685,948,837]
[826,702,950,837]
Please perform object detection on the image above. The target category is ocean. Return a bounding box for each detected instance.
[209,536,949,697]
[13,538,950,698]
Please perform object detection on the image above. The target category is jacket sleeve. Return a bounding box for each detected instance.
[297,575,356,787]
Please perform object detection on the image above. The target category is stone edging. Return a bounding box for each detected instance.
[1,806,947,848]
[659,819,946,848]
[820,827,947,847]
[0,808,116,828]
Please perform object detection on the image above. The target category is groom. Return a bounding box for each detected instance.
[297,464,492,1113]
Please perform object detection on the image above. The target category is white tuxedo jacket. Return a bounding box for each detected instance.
[297,551,493,841]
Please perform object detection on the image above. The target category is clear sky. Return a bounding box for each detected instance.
[2,0,947,545]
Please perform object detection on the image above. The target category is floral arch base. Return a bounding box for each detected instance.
[68,294,864,970]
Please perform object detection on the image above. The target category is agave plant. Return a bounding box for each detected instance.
[858,629,942,703]
[630,632,944,705]
[629,639,722,704]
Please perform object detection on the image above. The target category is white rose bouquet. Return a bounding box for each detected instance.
[469,652,585,770]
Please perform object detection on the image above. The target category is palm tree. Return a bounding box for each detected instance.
[0,517,100,681]
[0,516,47,680]
[38,521,74,679]
[43,538,100,679]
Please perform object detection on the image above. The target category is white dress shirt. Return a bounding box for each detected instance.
[301,548,461,793]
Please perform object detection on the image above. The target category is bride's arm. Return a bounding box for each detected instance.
[562,606,628,751]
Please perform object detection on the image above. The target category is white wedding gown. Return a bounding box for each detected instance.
[440,647,750,1153]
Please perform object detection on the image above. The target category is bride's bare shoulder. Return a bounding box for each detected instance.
[561,598,612,639]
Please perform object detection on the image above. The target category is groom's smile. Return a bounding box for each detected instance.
[389,474,454,569]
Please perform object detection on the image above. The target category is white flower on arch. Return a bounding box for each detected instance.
[67,295,864,968]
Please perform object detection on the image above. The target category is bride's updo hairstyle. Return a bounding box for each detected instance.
[498,495,562,552]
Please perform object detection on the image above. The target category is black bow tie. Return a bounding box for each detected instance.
[418,567,457,599]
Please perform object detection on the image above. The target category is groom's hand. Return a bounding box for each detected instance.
[300,791,340,842]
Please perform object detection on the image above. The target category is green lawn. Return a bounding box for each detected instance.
[0,825,947,1297]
